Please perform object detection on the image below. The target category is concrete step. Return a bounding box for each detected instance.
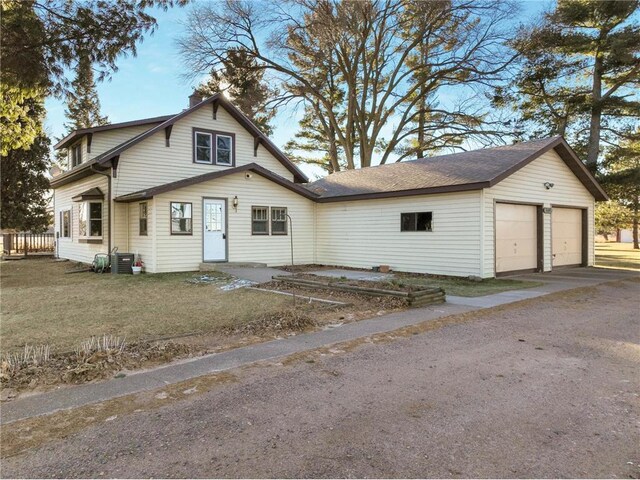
[199,262,268,272]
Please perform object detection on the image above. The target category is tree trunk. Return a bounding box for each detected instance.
[585,47,603,173]
[633,198,639,250]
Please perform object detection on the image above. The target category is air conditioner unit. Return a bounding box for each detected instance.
[111,253,134,274]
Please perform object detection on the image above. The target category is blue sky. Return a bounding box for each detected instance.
[44,1,550,179]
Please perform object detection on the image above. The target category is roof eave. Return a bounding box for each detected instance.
[313,181,490,203]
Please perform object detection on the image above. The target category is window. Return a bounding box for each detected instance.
[195,132,212,164]
[401,212,433,232]
[252,206,269,235]
[271,207,288,235]
[139,202,148,236]
[70,143,82,168]
[193,130,234,166]
[216,135,232,165]
[60,210,71,238]
[78,201,103,237]
[171,202,192,234]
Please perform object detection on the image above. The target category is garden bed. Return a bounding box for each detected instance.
[272,274,445,307]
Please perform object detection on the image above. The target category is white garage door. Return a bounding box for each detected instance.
[552,208,582,267]
[496,203,538,274]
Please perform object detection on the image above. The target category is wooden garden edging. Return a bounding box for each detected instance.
[272,276,445,308]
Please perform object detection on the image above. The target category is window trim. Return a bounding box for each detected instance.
[78,200,103,239]
[139,202,148,236]
[194,131,213,164]
[400,211,433,232]
[192,128,236,166]
[170,201,193,235]
[270,207,288,236]
[215,134,233,166]
[251,206,269,235]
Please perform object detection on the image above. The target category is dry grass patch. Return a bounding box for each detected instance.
[595,242,640,271]
[0,258,295,353]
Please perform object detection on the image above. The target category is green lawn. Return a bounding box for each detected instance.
[595,242,640,271]
[393,275,543,297]
[1,258,295,353]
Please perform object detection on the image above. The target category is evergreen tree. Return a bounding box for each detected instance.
[195,49,276,135]
[499,0,640,171]
[0,100,51,232]
[64,56,109,131]
[601,130,640,249]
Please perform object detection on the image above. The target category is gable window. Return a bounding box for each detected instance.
[401,212,433,232]
[252,206,269,235]
[271,207,288,235]
[139,202,148,236]
[171,202,192,235]
[78,201,103,237]
[70,143,82,168]
[193,129,235,166]
[216,135,232,165]
[60,210,71,238]
[195,132,212,164]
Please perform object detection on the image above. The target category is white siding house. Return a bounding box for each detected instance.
[51,94,607,278]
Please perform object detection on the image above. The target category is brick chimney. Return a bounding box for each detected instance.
[188,92,203,108]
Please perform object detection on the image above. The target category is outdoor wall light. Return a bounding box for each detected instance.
[543,182,554,190]
[233,195,239,211]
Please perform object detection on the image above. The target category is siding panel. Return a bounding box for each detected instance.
[153,173,315,272]
[113,106,294,197]
[53,174,110,264]
[315,191,483,276]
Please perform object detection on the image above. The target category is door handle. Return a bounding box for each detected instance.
[222,233,226,239]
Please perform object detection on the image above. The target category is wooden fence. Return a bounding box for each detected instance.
[2,233,55,256]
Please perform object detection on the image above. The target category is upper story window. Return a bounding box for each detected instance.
[195,132,212,164]
[193,129,234,166]
[70,143,82,168]
[216,135,232,165]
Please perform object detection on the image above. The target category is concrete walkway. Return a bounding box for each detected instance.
[215,265,290,284]
[2,267,636,425]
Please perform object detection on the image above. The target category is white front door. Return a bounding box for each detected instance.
[203,199,226,261]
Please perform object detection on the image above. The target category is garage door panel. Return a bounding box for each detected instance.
[552,208,582,267]
[496,203,538,273]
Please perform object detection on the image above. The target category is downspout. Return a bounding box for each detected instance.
[90,164,112,254]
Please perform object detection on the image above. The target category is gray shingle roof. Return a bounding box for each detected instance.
[306,137,565,198]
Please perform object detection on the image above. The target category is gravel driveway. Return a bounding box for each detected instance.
[3,278,639,478]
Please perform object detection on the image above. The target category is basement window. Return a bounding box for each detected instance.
[401,212,433,232]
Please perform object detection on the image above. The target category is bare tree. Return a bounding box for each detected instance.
[179,0,517,170]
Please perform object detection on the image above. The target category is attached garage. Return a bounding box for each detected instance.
[552,207,586,267]
[495,203,541,275]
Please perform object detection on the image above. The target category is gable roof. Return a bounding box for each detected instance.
[306,136,608,202]
[94,93,307,182]
[51,94,308,188]
[54,115,174,149]
[114,163,318,203]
